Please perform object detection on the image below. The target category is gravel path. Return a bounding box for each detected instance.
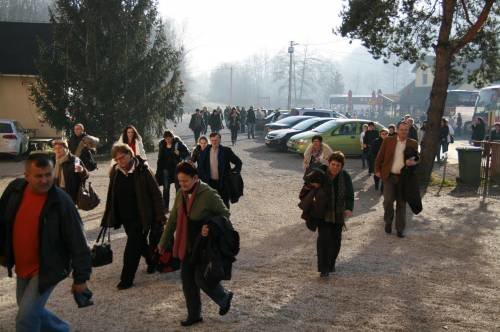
[0,117,499,331]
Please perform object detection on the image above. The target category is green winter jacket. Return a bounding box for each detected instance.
[159,181,229,250]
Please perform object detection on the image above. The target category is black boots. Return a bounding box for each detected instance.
[180,317,203,327]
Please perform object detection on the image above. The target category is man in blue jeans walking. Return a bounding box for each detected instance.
[0,153,92,331]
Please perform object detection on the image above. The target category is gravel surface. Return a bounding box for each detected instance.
[0,117,499,331]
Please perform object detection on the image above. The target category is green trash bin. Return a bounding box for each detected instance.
[456,146,483,186]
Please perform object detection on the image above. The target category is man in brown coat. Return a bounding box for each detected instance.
[375,122,418,238]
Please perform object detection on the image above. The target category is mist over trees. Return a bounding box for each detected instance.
[203,46,414,109]
[0,0,51,22]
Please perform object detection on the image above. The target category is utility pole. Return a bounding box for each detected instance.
[229,66,233,106]
[287,41,298,110]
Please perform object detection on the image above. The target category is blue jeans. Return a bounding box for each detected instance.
[16,275,69,332]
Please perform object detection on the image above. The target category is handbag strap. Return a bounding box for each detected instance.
[95,226,111,244]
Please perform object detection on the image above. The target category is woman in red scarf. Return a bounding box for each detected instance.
[158,162,232,327]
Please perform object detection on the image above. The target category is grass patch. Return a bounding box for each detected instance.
[429,172,457,187]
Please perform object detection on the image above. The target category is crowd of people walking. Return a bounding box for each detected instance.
[189,106,258,145]
[2,107,499,331]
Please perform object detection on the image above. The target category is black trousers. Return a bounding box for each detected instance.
[193,129,201,144]
[367,152,375,174]
[181,256,229,319]
[208,179,230,209]
[230,128,238,144]
[162,169,179,211]
[317,221,343,273]
[120,219,152,284]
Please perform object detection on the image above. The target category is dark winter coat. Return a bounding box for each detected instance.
[198,145,243,194]
[246,109,256,124]
[324,170,354,224]
[0,179,91,293]
[471,122,486,142]
[155,137,189,185]
[56,154,89,204]
[369,137,384,160]
[439,125,450,143]
[191,216,239,287]
[191,145,208,165]
[68,133,86,154]
[101,157,166,232]
[228,113,240,130]
[363,129,379,150]
[209,113,223,131]
[227,172,244,203]
[189,113,204,131]
[401,147,422,215]
[298,185,329,231]
[489,129,500,142]
[408,125,418,141]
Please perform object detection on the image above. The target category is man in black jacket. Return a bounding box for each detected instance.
[363,122,379,176]
[198,133,242,208]
[0,153,91,331]
[246,107,256,139]
[68,123,99,171]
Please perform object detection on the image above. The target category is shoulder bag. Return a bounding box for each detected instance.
[77,181,100,211]
[91,226,113,267]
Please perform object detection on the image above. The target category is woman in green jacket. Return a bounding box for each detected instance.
[310,151,354,277]
[158,162,233,327]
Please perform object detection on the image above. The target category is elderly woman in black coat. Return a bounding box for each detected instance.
[305,151,354,277]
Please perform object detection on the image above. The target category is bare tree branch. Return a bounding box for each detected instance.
[459,0,474,26]
[452,0,495,54]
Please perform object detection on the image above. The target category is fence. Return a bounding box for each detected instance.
[479,141,500,198]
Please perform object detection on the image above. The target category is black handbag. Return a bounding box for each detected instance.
[77,181,100,211]
[91,226,113,267]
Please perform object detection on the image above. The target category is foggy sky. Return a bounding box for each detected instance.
[158,0,362,75]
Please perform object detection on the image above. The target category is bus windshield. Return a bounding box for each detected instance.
[473,86,500,126]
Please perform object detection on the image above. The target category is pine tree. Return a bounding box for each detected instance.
[31,0,184,149]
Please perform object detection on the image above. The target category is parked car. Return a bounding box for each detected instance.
[256,110,288,132]
[290,108,346,118]
[287,119,386,156]
[0,119,30,157]
[265,117,332,151]
[264,115,314,133]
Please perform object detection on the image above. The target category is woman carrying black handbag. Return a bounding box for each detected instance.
[101,144,166,290]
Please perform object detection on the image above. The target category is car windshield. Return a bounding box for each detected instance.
[291,118,323,130]
[273,116,309,126]
[0,123,14,133]
[312,120,337,133]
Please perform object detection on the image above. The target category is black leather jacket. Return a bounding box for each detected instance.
[0,179,91,293]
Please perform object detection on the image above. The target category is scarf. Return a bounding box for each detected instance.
[172,181,200,261]
[326,170,346,223]
[55,153,70,188]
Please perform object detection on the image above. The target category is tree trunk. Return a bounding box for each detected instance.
[417,0,456,187]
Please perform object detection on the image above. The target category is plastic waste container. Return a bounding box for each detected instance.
[456,146,483,186]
